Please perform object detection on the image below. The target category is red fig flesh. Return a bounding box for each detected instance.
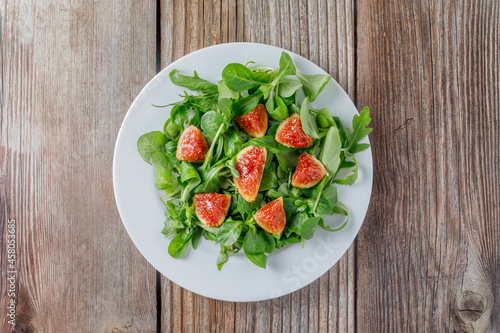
[176,125,209,162]
[291,152,327,189]
[275,113,313,148]
[233,103,268,138]
[254,197,286,235]
[234,145,267,202]
[193,193,231,227]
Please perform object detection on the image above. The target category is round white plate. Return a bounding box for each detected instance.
[113,42,372,302]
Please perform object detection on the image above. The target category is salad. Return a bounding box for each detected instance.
[137,52,372,269]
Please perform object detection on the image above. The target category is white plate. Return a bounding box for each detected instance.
[113,43,372,302]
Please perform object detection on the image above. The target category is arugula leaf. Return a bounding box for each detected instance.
[296,72,331,102]
[259,164,279,191]
[168,229,193,259]
[275,153,291,173]
[193,162,227,193]
[266,189,285,200]
[237,193,263,220]
[245,252,267,268]
[216,247,229,270]
[252,70,274,83]
[217,220,243,246]
[213,135,225,162]
[299,97,320,139]
[319,202,350,232]
[246,135,280,153]
[225,156,240,178]
[163,118,180,140]
[259,52,296,99]
[261,231,276,253]
[319,126,342,175]
[287,212,321,240]
[218,98,233,119]
[333,117,347,144]
[163,141,179,171]
[189,110,202,127]
[201,111,224,136]
[218,80,239,100]
[200,123,226,171]
[266,92,288,121]
[170,105,189,130]
[276,151,299,173]
[289,103,300,114]
[232,92,262,117]
[137,131,168,164]
[243,226,266,254]
[275,235,301,249]
[162,216,183,237]
[278,183,289,196]
[314,185,338,216]
[277,52,296,77]
[299,216,322,240]
[179,162,201,201]
[151,152,179,192]
[181,93,219,111]
[163,198,182,219]
[222,63,264,92]
[191,226,203,249]
[224,131,243,157]
[179,161,198,183]
[344,107,373,155]
[312,108,334,128]
[169,69,218,92]
[287,212,307,237]
[278,78,302,98]
[333,158,358,185]
[204,231,218,241]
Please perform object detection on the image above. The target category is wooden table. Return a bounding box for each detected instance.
[1,0,499,332]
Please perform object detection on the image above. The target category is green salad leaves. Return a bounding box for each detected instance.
[137,52,372,269]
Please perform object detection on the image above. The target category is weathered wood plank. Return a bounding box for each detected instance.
[356,0,500,332]
[0,0,158,331]
[159,0,356,332]
[452,1,500,331]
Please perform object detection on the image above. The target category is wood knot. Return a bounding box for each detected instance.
[456,290,486,322]
[13,322,37,333]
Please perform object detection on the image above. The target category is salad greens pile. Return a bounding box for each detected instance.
[137,52,372,269]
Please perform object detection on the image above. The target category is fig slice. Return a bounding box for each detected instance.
[176,125,209,162]
[234,145,267,202]
[193,193,232,227]
[275,113,313,148]
[291,152,327,189]
[254,197,286,235]
[233,103,268,138]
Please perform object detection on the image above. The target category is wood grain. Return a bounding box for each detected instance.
[0,0,158,331]
[2,0,498,332]
[159,0,356,332]
[356,0,500,332]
